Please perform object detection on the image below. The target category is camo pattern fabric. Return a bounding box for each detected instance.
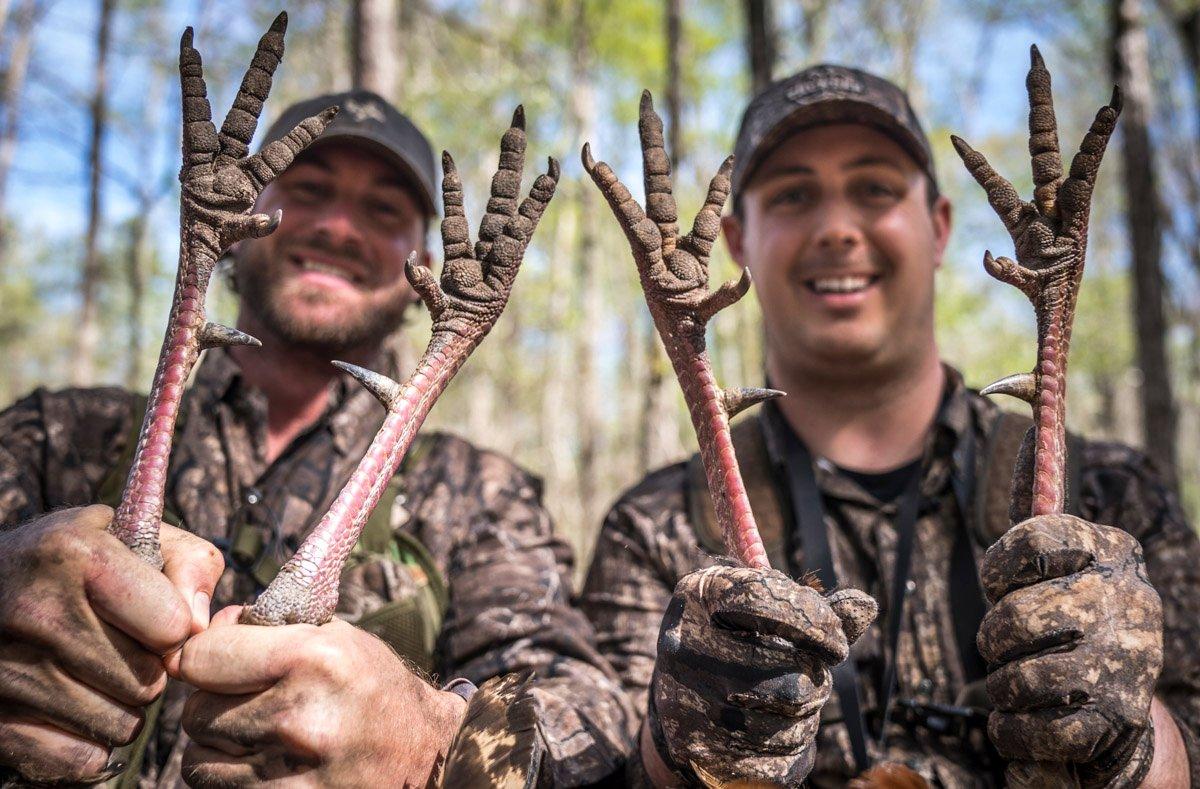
[582,366,1200,788]
[978,513,1162,787]
[0,347,634,787]
[651,565,876,786]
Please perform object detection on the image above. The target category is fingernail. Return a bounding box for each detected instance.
[193,591,211,629]
[95,753,128,781]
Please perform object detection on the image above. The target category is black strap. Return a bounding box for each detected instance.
[769,406,873,772]
[762,401,995,772]
[874,469,922,753]
[765,403,922,773]
[948,426,989,685]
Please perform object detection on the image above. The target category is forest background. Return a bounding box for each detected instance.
[1,0,1198,572]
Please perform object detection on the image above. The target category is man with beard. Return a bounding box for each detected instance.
[0,91,633,786]
[583,65,1200,786]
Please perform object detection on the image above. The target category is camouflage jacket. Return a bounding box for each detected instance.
[582,367,1200,788]
[0,348,633,787]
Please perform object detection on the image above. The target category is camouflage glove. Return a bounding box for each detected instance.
[978,514,1163,788]
[648,565,877,786]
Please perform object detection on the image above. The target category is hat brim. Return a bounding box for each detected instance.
[737,99,936,196]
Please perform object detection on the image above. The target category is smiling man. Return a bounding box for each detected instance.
[583,65,1200,787]
[0,91,633,786]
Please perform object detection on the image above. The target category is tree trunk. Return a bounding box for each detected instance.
[636,0,687,473]
[1166,2,1200,147]
[350,0,400,98]
[0,0,11,44]
[125,18,167,389]
[893,0,927,89]
[75,0,114,384]
[1112,0,1179,485]
[745,0,776,94]
[571,0,602,534]
[665,0,683,162]
[1174,4,1200,124]
[1181,11,1200,58]
[0,0,41,259]
[798,0,829,61]
[541,184,582,544]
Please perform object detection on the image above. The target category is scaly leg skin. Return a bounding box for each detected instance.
[952,45,1120,517]
[242,109,559,626]
[109,13,336,568]
[582,91,780,571]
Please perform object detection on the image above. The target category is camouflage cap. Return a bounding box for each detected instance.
[731,64,937,200]
[261,89,438,217]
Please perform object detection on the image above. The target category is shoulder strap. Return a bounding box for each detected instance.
[976,410,1084,545]
[1066,431,1084,518]
[977,410,1031,544]
[685,414,789,571]
[95,393,149,509]
[241,433,441,588]
[95,393,184,527]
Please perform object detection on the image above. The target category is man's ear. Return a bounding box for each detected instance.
[721,213,746,269]
[931,195,952,270]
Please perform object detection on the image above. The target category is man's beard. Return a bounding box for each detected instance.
[232,245,410,355]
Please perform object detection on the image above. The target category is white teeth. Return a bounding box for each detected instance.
[299,259,353,282]
[810,275,872,294]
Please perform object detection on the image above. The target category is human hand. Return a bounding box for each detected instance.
[978,514,1163,788]
[0,505,222,783]
[178,610,466,786]
[647,565,876,786]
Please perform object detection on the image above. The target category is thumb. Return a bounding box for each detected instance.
[163,605,243,678]
[1005,760,1072,788]
[827,588,878,646]
[159,523,224,634]
[210,604,246,628]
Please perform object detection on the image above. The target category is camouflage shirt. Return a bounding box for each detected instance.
[582,367,1200,787]
[0,348,634,787]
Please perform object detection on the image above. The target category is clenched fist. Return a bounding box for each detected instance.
[646,565,876,786]
[0,505,222,784]
[978,514,1163,787]
[178,608,467,786]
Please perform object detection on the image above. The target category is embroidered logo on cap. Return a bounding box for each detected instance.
[786,68,865,104]
[343,97,386,123]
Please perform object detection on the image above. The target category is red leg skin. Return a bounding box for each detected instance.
[665,321,769,570]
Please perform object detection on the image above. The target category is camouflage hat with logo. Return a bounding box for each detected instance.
[731,64,937,201]
[260,89,438,217]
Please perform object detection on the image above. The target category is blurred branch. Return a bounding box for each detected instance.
[745,0,776,94]
[0,0,45,255]
[406,0,541,70]
[350,0,399,98]
[73,0,113,384]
